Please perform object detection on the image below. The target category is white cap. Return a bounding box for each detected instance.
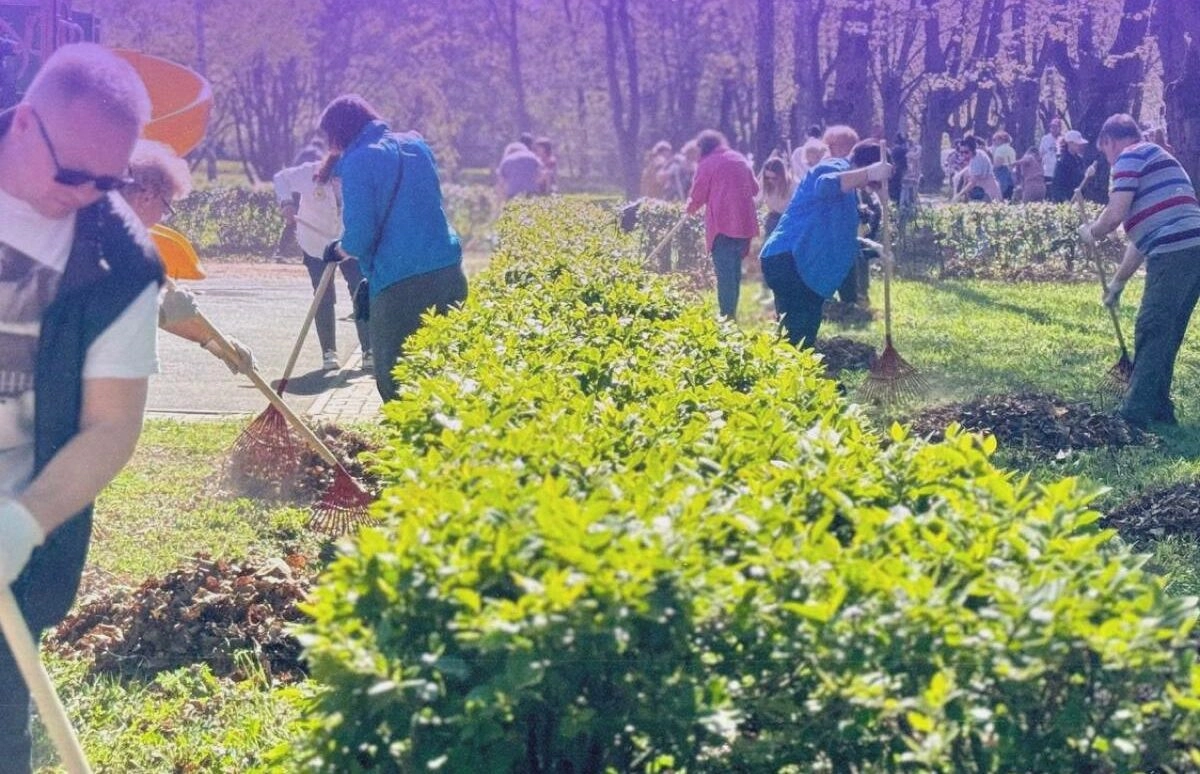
[1064,129,1088,144]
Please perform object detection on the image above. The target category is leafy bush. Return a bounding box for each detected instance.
[172,186,283,257]
[172,183,500,258]
[910,202,1126,281]
[292,198,1200,773]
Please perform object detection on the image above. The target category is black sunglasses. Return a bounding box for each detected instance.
[31,108,134,192]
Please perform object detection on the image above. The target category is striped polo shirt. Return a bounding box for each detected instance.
[1110,142,1200,257]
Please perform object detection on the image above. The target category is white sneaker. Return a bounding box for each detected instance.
[361,350,374,371]
[322,350,339,371]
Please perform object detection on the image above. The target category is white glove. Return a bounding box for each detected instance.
[203,336,256,375]
[1103,278,1127,309]
[865,161,894,183]
[159,286,202,327]
[1077,223,1098,247]
[0,498,44,587]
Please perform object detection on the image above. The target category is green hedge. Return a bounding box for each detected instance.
[910,202,1126,281]
[290,199,1200,773]
[170,184,498,258]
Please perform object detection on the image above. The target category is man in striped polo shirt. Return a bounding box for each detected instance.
[1079,113,1200,426]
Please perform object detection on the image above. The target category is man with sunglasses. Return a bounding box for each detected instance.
[0,44,160,772]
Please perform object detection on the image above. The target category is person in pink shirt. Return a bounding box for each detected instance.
[686,129,760,319]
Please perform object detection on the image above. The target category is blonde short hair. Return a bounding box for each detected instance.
[822,125,860,158]
[27,43,150,133]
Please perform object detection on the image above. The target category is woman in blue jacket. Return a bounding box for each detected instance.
[319,94,468,400]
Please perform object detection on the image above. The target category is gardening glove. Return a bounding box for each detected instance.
[0,498,44,587]
[322,240,345,264]
[1103,278,1127,309]
[1077,223,1098,248]
[158,286,202,327]
[203,336,256,375]
[865,160,894,183]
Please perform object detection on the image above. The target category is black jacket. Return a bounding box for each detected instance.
[14,195,163,632]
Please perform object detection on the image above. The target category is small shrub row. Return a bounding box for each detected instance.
[170,184,498,258]
[292,198,1200,773]
[910,202,1126,281]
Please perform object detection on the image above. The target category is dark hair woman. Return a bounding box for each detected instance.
[318,93,468,401]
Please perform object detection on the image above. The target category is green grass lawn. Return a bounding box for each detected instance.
[29,273,1200,771]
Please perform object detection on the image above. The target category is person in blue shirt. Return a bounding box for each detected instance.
[318,94,468,401]
[758,126,893,348]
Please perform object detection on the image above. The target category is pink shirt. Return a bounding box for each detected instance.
[687,146,760,254]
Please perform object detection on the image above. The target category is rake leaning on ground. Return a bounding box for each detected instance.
[227,260,340,486]
[859,144,928,406]
[201,321,375,535]
[1073,176,1134,401]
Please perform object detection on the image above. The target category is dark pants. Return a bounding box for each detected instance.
[764,211,782,239]
[762,252,826,347]
[0,516,90,774]
[370,264,468,401]
[302,253,370,355]
[712,235,748,319]
[1122,246,1200,424]
[0,638,32,774]
[836,253,870,306]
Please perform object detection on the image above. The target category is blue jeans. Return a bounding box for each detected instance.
[761,252,825,347]
[712,235,748,319]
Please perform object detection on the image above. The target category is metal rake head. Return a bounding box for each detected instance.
[1096,353,1134,404]
[859,341,929,406]
[227,406,306,485]
[306,466,375,536]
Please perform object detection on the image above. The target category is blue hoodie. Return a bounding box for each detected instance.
[337,121,462,297]
[758,156,860,298]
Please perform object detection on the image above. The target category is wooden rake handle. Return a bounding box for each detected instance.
[197,316,343,469]
[278,261,338,393]
[645,214,689,266]
[0,589,91,773]
[1073,190,1131,355]
[877,140,895,341]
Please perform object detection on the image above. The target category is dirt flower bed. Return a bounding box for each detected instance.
[906,392,1150,457]
[813,337,877,377]
[224,422,379,503]
[50,554,313,682]
[1104,481,1200,545]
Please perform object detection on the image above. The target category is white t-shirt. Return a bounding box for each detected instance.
[273,161,343,257]
[1039,133,1059,178]
[0,187,158,495]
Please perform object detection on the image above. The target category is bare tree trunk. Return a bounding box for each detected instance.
[1007,1,1040,154]
[599,0,641,198]
[1167,39,1200,189]
[827,1,874,132]
[790,0,823,142]
[490,0,532,133]
[754,0,777,163]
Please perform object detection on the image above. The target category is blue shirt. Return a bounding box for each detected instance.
[337,121,462,297]
[758,157,859,297]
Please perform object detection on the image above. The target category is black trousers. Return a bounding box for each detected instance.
[369,264,469,401]
[761,252,826,347]
[301,253,370,355]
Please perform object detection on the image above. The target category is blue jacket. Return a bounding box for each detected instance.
[337,121,462,297]
[758,157,860,298]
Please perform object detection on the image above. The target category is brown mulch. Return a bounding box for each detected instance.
[1104,481,1200,545]
[224,422,379,503]
[49,554,313,682]
[906,392,1150,457]
[813,337,877,377]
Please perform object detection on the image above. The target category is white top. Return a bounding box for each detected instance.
[991,143,1016,168]
[1039,133,1059,178]
[0,186,158,495]
[273,161,343,257]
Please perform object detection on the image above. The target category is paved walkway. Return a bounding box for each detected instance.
[146,262,382,423]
